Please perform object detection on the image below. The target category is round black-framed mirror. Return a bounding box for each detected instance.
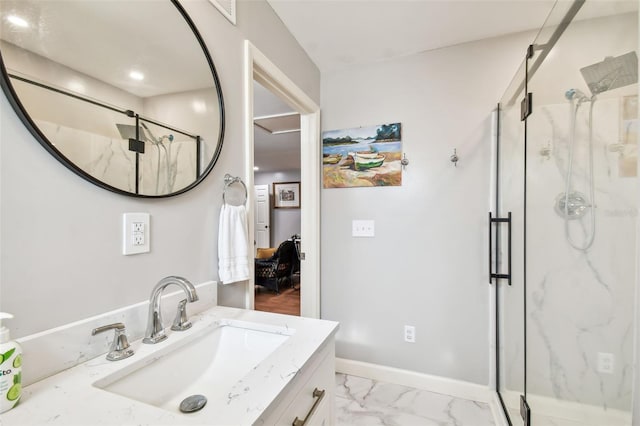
[0,0,224,198]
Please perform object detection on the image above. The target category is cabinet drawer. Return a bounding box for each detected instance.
[256,339,335,425]
[275,349,334,426]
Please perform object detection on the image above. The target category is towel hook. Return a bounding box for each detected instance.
[450,149,459,167]
[223,174,247,205]
[401,153,409,170]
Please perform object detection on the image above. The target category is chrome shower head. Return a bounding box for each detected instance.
[565,88,589,103]
[580,51,638,96]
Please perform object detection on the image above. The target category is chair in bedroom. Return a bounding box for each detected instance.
[254,239,297,293]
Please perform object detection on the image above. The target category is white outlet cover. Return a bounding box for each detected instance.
[123,213,150,255]
[597,352,615,374]
[404,325,416,343]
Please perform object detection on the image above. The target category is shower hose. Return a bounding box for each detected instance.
[563,97,596,250]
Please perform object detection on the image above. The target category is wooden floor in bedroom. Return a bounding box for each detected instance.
[254,284,300,316]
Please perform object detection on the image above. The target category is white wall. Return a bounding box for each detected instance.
[320,31,532,385]
[0,0,320,338]
[255,170,301,246]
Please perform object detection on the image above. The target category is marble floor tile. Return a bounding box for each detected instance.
[335,373,495,426]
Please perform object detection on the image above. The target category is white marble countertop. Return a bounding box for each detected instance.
[2,306,339,426]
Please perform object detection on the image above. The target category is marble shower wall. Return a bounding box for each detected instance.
[139,136,198,195]
[525,97,637,411]
[36,120,136,193]
[497,10,638,418]
[36,119,198,195]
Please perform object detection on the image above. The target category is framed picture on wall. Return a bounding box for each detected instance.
[273,181,300,208]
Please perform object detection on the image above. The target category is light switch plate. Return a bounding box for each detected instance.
[123,213,150,255]
[352,220,375,237]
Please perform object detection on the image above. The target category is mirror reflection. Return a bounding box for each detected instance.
[0,0,224,197]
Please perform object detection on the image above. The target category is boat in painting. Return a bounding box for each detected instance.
[323,153,342,164]
[348,152,385,170]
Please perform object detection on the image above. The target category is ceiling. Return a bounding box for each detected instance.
[0,0,214,98]
[253,81,300,173]
[267,0,558,73]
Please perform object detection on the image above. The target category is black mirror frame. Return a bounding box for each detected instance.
[0,0,225,198]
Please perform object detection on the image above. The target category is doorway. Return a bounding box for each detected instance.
[252,81,302,315]
[243,41,321,318]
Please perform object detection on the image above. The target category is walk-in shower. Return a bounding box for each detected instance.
[555,51,638,250]
[495,2,638,425]
[117,123,177,195]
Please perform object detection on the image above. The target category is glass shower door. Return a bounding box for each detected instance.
[495,61,527,426]
[525,2,638,425]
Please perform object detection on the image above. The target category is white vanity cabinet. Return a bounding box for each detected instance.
[258,338,335,426]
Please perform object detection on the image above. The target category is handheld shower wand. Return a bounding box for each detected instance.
[558,88,596,251]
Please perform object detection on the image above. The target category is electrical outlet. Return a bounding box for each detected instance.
[123,213,150,255]
[597,352,615,374]
[404,325,416,343]
[132,222,145,246]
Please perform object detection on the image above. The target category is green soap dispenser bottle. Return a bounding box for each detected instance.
[0,313,22,413]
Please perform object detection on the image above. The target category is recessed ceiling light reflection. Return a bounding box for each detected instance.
[253,166,260,171]
[192,100,207,114]
[7,15,29,28]
[68,81,85,93]
[129,70,144,81]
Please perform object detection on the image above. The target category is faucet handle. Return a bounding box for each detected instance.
[92,322,135,361]
[171,299,193,331]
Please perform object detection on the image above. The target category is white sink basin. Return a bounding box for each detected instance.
[93,319,293,414]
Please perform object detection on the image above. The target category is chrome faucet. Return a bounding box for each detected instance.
[92,322,134,361]
[143,276,199,344]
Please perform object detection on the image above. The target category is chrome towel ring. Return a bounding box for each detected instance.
[223,174,247,205]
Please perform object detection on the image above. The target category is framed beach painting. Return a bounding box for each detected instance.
[273,181,301,208]
[322,122,402,188]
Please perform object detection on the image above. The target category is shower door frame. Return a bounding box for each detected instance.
[493,2,586,424]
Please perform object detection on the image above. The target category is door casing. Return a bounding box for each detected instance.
[243,41,321,318]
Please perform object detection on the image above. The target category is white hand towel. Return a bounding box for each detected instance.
[218,204,250,284]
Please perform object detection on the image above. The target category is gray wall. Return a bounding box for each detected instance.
[320,31,532,385]
[255,170,301,247]
[0,0,320,338]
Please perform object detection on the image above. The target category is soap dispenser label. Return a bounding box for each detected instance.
[0,347,22,411]
[0,348,15,364]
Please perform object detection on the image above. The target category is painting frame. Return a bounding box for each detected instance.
[322,122,402,188]
[273,181,301,209]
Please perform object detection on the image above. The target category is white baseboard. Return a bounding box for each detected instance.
[335,357,492,403]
